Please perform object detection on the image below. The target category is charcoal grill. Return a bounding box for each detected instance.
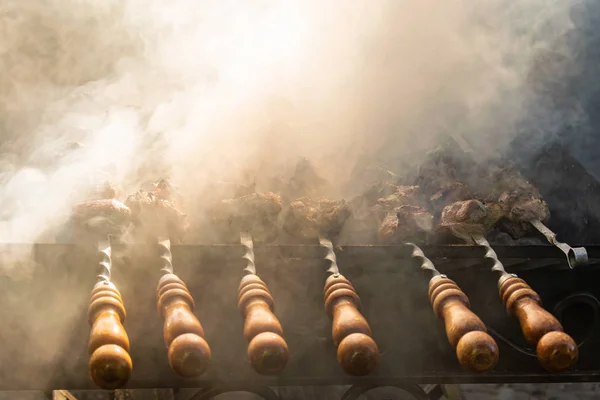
[2,242,599,400]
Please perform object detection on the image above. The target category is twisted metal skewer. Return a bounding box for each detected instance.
[529,219,588,268]
[319,237,339,276]
[240,232,256,275]
[406,242,442,278]
[158,238,174,275]
[97,239,112,283]
[471,234,515,285]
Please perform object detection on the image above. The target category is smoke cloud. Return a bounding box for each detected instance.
[0,0,579,246]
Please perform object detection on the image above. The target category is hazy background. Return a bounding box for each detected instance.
[0,0,584,244]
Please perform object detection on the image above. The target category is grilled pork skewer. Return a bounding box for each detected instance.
[67,183,133,389]
[156,239,211,377]
[320,238,379,376]
[67,180,132,244]
[484,165,587,268]
[365,186,497,371]
[350,183,433,243]
[439,200,578,372]
[238,233,289,375]
[408,243,498,372]
[126,179,211,377]
[211,192,283,244]
[88,239,132,389]
[211,192,289,373]
[280,197,351,242]
[125,180,189,244]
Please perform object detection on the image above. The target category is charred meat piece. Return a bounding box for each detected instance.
[378,205,434,243]
[429,181,473,213]
[211,192,283,243]
[438,199,492,242]
[281,197,351,240]
[352,184,421,220]
[125,190,189,243]
[484,165,550,238]
[412,150,474,213]
[349,184,431,243]
[69,199,132,241]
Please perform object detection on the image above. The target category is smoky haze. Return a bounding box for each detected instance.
[0,0,587,389]
[0,0,576,245]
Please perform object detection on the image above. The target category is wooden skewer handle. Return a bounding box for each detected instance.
[237,274,289,375]
[324,275,379,376]
[499,276,578,372]
[429,276,499,372]
[157,274,211,378]
[88,282,132,390]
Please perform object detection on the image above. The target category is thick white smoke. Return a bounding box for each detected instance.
[0,0,578,246]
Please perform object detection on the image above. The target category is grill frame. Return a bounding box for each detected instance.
[1,243,599,391]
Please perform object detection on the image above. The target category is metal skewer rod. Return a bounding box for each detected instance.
[469,233,578,372]
[319,236,379,376]
[157,237,174,275]
[96,238,112,284]
[529,219,588,268]
[88,236,132,389]
[470,234,514,284]
[240,231,256,275]
[237,232,289,375]
[406,242,443,278]
[406,242,499,372]
[155,237,211,378]
[319,236,340,276]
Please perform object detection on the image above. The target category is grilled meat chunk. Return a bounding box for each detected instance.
[67,199,132,242]
[484,165,550,238]
[429,181,473,212]
[378,205,434,243]
[125,189,189,243]
[351,184,421,218]
[438,199,492,242]
[349,184,432,243]
[281,197,351,240]
[413,150,474,213]
[211,192,283,243]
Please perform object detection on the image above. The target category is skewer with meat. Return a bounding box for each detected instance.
[125,179,189,243]
[58,177,131,244]
[350,183,434,243]
[211,192,283,244]
[481,164,549,238]
[412,149,473,214]
[280,197,351,242]
[480,163,587,266]
[437,198,579,372]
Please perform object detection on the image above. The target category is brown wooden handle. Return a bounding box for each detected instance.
[238,274,289,375]
[157,274,211,378]
[87,282,132,390]
[429,277,499,372]
[324,275,379,376]
[500,276,578,372]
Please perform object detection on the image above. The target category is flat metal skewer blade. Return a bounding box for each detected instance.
[97,238,112,283]
[319,236,340,276]
[240,232,256,275]
[529,219,588,268]
[158,237,174,275]
[406,242,442,278]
